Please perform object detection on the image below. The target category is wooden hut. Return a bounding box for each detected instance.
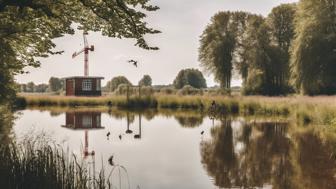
[64,76,104,96]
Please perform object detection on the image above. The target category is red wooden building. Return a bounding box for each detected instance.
[62,112,104,130]
[65,76,104,96]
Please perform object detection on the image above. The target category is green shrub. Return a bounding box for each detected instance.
[178,85,203,96]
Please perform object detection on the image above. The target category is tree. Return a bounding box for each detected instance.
[173,69,207,89]
[0,64,16,104]
[26,82,35,93]
[290,0,336,95]
[105,76,132,92]
[200,9,296,95]
[241,16,290,95]
[0,0,159,104]
[267,3,296,93]
[199,12,251,89]
[48,77,62,92]
[34,84,48,93]
[138,75,152,86]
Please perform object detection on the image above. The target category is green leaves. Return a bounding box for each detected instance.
[138,75,152,86]
[173,69,207,89]
[0,0,160,105]
[0,0,160,72]
[199,12,250,89]
[199,5,296,95]
[290,0,336,95]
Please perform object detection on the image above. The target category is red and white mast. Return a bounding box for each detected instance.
[72,33,95,76]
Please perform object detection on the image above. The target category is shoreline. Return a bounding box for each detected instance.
[17,94,336,126]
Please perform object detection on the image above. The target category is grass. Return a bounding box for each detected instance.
[0,136,108,189]
[19,94,336,126]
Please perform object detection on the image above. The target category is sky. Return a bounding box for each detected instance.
[15,0,298,87]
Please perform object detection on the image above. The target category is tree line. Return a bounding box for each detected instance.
[199,0,336,95]
[18,77,64,93]
[16,69,208,94]
[103,69,207,93]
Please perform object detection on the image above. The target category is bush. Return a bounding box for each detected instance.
[178,85,203,96]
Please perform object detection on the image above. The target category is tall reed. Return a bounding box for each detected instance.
[0,137,106,189]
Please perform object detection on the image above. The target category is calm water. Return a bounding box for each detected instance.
[12,108,336,189]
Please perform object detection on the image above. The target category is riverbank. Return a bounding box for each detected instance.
[18,94,336,126]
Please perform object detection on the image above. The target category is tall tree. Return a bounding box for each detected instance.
[242,16,290,95]
[267,3,296,93]
[290,0,336,95]
[173,69,207,89]
[48,77,62,92]
[138,75,152,86]
[0,0,159,104]
[199,12,251,89]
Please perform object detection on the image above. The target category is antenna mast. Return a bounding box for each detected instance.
[72,33,95,76]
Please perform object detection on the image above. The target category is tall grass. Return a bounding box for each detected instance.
[20,94,336,126]
[0,137,106,189]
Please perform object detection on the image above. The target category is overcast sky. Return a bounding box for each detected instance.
[15,0,298,86]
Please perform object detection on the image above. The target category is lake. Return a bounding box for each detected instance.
[11,108,336,189]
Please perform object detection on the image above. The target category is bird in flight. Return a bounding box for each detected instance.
[106,132,111,140]
[128,59,138,67]
[108,155,114,166]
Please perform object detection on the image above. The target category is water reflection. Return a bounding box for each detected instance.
[6,108,336,188]
[175,114,204,128]
[201,120,336,189]
[62,112,104,130]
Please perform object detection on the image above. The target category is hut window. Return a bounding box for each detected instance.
[82,79,92,91]
[96,79,101,91]
[82,115,92,128]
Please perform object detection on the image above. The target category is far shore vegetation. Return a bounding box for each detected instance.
[19,93,336,127]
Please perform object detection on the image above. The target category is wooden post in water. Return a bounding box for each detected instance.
[126,85,130,102]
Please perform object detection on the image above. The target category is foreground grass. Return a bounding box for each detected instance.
[0,137,108,189]
[19,94,336,126]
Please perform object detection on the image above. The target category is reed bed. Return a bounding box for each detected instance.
[0,137,107,189]
[19,94,336,126]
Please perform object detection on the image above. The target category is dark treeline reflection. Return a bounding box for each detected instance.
[174,115,204,128]
[46,107,206,127]
[201,120,336,189]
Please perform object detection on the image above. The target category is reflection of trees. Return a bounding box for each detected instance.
[142,110,157,121]
[49,111,62,117]
[296,130,336,189]
[250,122,297,189]
[107,108,158,121]
[175,115,204,128]
[200,119,239,187]
[108,110,135,123]
[201,121,300,188]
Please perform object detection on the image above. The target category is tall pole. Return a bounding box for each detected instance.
[84,49,89,76]
[84,34,89,77]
